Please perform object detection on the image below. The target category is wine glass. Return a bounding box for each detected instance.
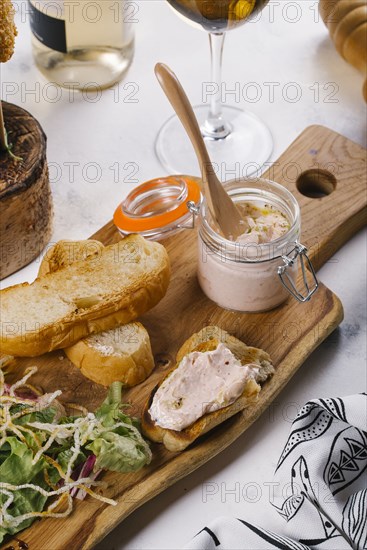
[156,0,273,177]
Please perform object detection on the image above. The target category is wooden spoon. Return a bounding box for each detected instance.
[155,62,243,240]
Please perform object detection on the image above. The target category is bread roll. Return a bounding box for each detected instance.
[333,5,367,54]
[319,0,367,101]
[342,22,367,72]
[325,1,365,37]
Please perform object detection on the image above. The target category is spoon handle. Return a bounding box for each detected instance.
[155,62,243,239]
[155,63,214,178]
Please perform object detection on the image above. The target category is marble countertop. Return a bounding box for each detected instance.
[2,1,366,548]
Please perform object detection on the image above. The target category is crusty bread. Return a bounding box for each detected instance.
[0,235,170,357]
[38,240,105,277]
[0,0,17,63]
[64,322,154,387]
[38,240,155,387]
[319,0,367,102]
[141,326,274,452]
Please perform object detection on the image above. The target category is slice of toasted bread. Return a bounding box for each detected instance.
[0,235,170,357]
[64,322,154,387]
[38,240,104,277]
[38,240,117,340]
[38,240,155,387]
[141,326,274,452]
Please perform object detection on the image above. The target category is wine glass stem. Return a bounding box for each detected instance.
[201,32,231,141]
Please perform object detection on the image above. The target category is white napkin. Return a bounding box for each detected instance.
[185,394,367,550]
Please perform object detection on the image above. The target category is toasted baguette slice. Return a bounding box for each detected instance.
[64,322,154,386]
[38,240,105,277]
[0,235,170,356]
[141,326,274,452]
[38,240,155,387]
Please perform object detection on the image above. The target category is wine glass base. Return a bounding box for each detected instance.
[155,105,273,179]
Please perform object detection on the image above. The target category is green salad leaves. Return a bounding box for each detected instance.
[0,369,151,544]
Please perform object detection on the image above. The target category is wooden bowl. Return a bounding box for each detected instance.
[0,101,53,280]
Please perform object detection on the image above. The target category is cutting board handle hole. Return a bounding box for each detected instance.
[296,169,337,198]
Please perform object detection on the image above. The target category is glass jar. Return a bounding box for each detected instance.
[113,175,317,312]
[28,0,135,90]
[193,178,318,312]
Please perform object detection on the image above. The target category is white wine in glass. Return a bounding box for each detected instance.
[156,0,273,177]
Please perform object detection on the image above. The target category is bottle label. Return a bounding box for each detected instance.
[28,0,67,53]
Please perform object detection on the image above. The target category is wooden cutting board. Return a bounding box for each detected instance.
[3,125,366,550]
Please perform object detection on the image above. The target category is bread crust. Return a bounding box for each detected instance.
[0,235,170,356]
[141,326,274,452]
[64,322,154,387]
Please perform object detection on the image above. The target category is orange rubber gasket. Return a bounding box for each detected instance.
[113,177,201,232]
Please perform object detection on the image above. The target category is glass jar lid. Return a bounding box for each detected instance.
[114,175,201,240]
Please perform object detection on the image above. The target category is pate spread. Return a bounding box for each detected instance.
[235,203,290,244]
[149,343,257,431]
[198,200,296,312]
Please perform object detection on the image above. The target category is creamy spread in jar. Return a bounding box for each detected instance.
[149,343,257,431]
[197,179,301,312]
[235,203,290,245]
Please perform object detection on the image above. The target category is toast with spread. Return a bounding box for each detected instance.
[141,326,274,452]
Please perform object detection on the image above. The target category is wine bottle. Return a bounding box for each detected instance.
[28,0,135,90]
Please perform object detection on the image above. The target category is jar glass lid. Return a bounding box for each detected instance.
[114,175,201,237]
